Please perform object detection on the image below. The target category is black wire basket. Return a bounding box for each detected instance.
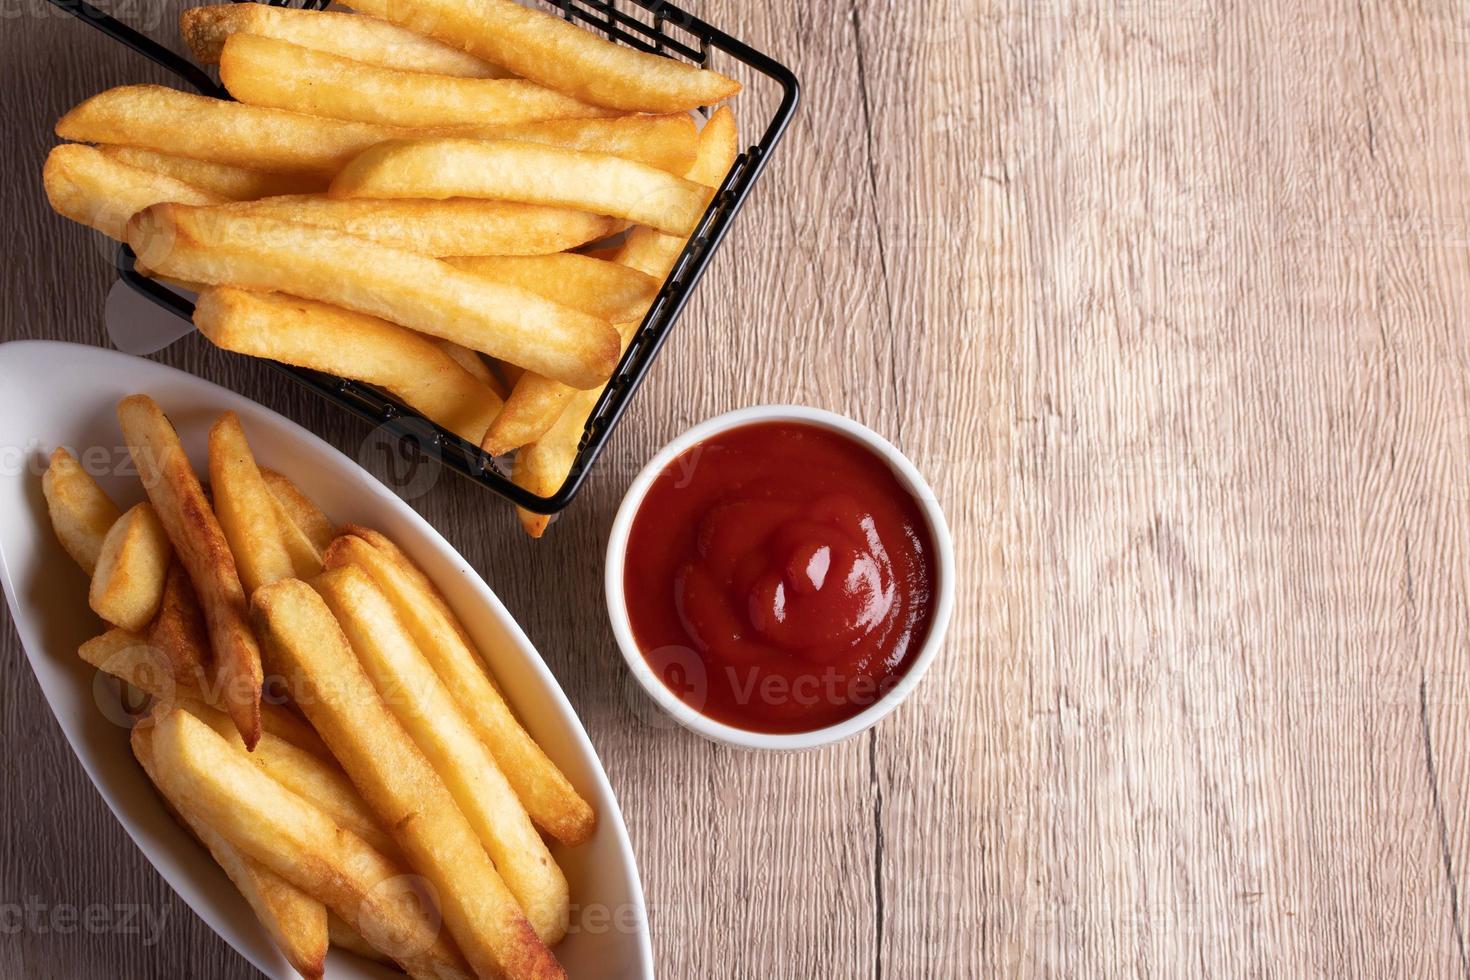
[48,0,798,514]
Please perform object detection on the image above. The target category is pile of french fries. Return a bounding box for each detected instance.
[45,392,597,979]
[41,0,743,536]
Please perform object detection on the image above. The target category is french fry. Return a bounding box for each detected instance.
[80,628,204,706]
[98,146,326,202]
[126,204,619,389]
[346,0,740,113]
[181,2,509,78]
[89,502,173,632]
[615,105,740,280]
[331,138,708,236]
[132,724,329,980]
[195,288,505,445]
[207,196,616,258]
[513,108,740,534]
[42,448,120,576]
[79,626,329,759]
[209,412,295,596]
[327,912,395,965]
[260,469,335,556]
[435,341,506,398]
[149,708,473,980]
[466,114,697,174]
[42,144,223,242]
[446,255,657,324]
[147,564,213,693]
[118,393,263,748]
[511,322,638,537]
[250,579,563,980]
[56,86,408,177]
[221,33,611,129]
[179,696,399,858]
[448,255,655,454]
[322,532,595,845]
[314,565,570,944]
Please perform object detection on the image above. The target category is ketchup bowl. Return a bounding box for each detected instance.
[605,406,955,751]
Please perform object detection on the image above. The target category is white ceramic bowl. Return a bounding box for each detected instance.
[604,405,955,751]
[0,341,652,979]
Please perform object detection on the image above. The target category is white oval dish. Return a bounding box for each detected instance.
[0,340,652,979]
[604,404,956,751]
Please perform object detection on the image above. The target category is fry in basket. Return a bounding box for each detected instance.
[435,341,505,397]
[512,107,739,535]
[89,502,172,632]
[98,146,325,202]
[42,448,120,576]
[251,579,563,980]
[118,393,263,748]
[148,708,473,980]
[43,144,223,242]
[56,85,407,177]
[180,2,509,78]
[209,412,295,596]
[346,0,740,113]
[221,33,612,128]
[205,196,616,257]
[127,204,619,388]
[195,288,505,444]
[132,723,329,980]
[322,531,595,845]
[314,565,570,944]
[331,138,708,236]
[470,114,698,174]
[450,255,656,454]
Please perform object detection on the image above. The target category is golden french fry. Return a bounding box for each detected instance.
[89,502,173,632]
[434,340,506,398]
[513,108,740,534]
[250,579,563,980]
[180,2,509,78]
[42,447,120,576]
[43,144,223,242]
[195,288,505,445]
[80,627,204,705]
[314,565,569,944]
[146,564,212,691]
[79,625,330,759]
[132,724,328,980]
[178,696,399,858]
[511,323,638,537]
[209,195,616,258]
[331,138,708,236]
[118,393,263,749]
[56,86,408,177]
[615,105,740,280]
[209,411,295,596]
[149,708,473,980]
[447,254,657,324]
[469,114,697,174]
[98,146,326,202]
[260,469,336,556]
[346,0,740,113]
[127,204,619,388]
[327,912,395,965]
[221,33,611,129]
[322,533,595,845]
[446,255,654,454]
[333,526,470,648]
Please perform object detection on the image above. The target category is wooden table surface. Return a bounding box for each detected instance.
[5,1,1470,977]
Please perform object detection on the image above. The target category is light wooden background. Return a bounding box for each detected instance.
[5,0,1470,977]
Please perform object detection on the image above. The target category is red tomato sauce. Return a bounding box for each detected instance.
[622,421,937,733]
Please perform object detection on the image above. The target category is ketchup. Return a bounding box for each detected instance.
[622,421,937,733]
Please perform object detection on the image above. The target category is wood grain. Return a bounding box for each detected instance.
[4,0,1470,977]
